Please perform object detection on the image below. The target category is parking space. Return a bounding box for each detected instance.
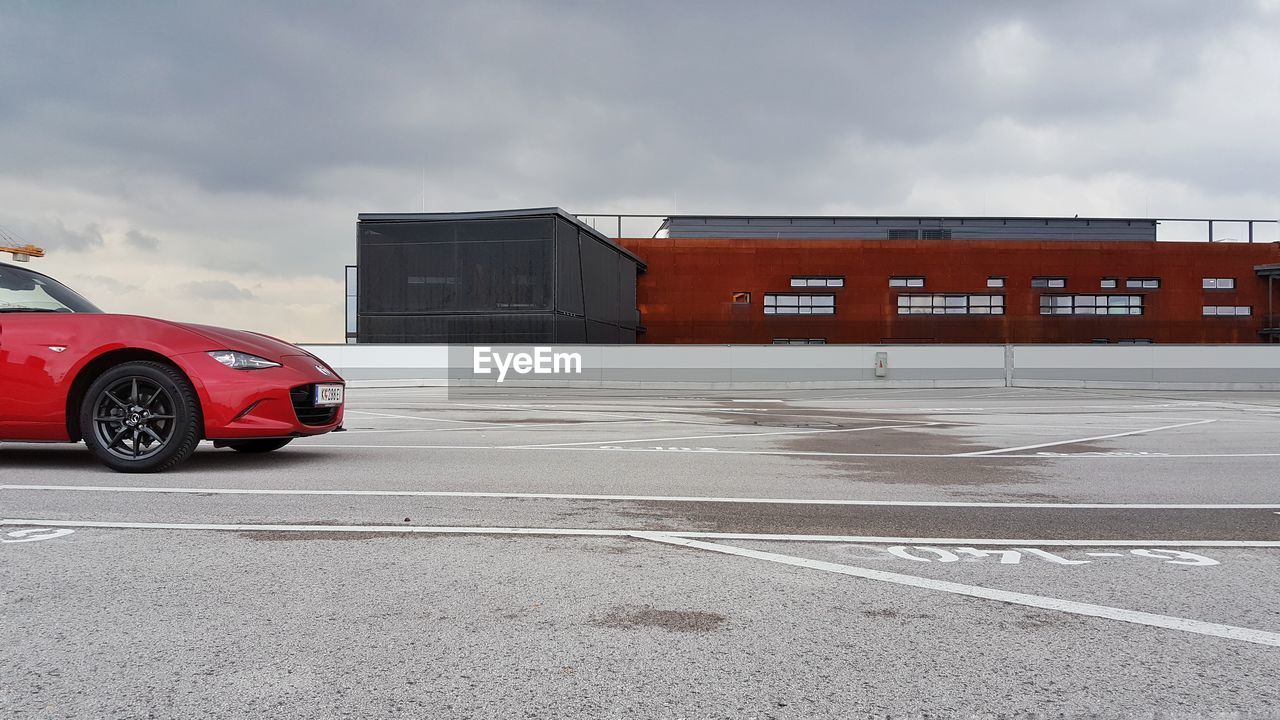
[4,386,1280,717]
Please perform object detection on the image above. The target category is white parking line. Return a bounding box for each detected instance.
[633,533,1280,648]
[344,410,494,424]
[3,519,1278,547]
[442,402,742,427]
[446,402,666,421]
[500,422,929,449]
[291,444,1280,459]
[342,418,676,435]
[709,408,1151,431]
[950,419,1218,457]
[0,519,635,537]
[5,484,1280,510]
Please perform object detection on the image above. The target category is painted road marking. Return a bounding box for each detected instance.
[1,528,74,543]
[344,409,496,424]
[499,422,929,449]
[446,401,680,422]
[1037,451,1171,457]
[3,519,1279,547]
[950,419,1217,457]
[633,533,1280,648]
[5,484,1280,510]
[340,418,680,436]
[290,443,1280,459]
[0,520,1228,566]
[669,531,1280,547]
[884,547,1219,566]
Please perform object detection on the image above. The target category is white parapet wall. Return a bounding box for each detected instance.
[299,343,1280,391]
[302,344,451,384]
[1011,345,1280,390]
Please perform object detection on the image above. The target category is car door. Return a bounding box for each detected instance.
[0,314,76,440]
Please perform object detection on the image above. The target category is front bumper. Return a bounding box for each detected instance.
[175,352,345,440]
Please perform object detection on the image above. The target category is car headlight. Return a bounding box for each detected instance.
[208,350,282,370]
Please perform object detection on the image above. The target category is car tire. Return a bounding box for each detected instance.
[81,361,202,473]
[223,438,293,453]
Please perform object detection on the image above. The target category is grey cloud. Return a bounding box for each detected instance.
[0,0,1276,286]
[0,218,104,252]
[124,229,160,250]
[69,275,141,294]
[0,2,1265,195]
[179,279,257,301]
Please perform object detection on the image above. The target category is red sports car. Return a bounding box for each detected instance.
[0,261,345,472]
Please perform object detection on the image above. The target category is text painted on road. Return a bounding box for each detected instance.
[1,528,75,543]
[883,546,1218,566]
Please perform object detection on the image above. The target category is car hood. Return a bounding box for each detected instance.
[171,321,305,361]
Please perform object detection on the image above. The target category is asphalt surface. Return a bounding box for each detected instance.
[3,386,1280,718]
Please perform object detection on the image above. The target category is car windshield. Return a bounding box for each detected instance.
[0,263,102,313]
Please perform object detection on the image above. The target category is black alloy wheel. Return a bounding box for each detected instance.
[81,361,201,472]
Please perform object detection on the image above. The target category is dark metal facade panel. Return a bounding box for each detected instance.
[554,219,585,317]
[359,313,557,344]
[356,209,643,343]
[358,218,554,315]
[580,233,621,328]
[360,207,645,266]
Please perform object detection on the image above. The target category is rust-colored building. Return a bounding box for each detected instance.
[347,210,1280,345]
[617,216,1280,344]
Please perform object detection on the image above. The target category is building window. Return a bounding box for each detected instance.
[1202,278,1236,289]
[921,229,952,240]
[1032,277,1067,288]
[1100,278,1118,289]
[790,276,844,288]
[987,277,1005,288]
[1126,278,1160,289]
[887,229,919,240]
[1040,294,1144,315]
[764,293,835,315]
[897,294,1005,315]
[889,276,925,288]
[773,338,827,344]
[1203,306,1251,316]
[732,291,751,304]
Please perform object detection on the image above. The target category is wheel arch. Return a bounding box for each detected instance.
[66,349,204,441]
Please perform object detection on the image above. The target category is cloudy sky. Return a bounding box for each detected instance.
[2,1,1277,341]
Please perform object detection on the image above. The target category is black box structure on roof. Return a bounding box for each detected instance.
[355,208,645,343]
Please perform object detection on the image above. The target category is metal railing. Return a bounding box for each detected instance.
[1156,218,1279,244]
[574,214,1279,243]
[574,214,670,239]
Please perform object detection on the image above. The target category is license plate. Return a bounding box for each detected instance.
[315,384,344,406]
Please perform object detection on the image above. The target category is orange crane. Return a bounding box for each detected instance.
[1,243,45,262]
